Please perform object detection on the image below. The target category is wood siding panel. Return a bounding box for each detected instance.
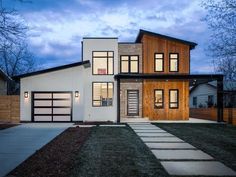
[143,80,189,120]
[0,96,20,123]
[142,34,190,74]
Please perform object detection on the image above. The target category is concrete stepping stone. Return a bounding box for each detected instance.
[99,124,126,127]
[134,129,166,133]
[141,137,184,142]
[161,161,236,176]
[146,142,196,149]
[132,127,165,130]
[151,149,213,160]
[137,132,174,137]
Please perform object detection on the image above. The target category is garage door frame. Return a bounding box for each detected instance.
[32,91,73,122]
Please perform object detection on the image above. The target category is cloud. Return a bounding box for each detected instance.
[5,0,214,73]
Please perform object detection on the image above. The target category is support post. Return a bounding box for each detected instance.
[217,77,224,122]
[117,78,120,123]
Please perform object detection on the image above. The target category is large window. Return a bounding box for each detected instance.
[120,55,139,73]
[154,53,164,72]
[169,89,179,108]
[169,53,179,72]
[92,51,114,75]
[92,82,113,107]
[154,89,164,108]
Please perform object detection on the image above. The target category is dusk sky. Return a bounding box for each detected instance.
[5,0,215,73]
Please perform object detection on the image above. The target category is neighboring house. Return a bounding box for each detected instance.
[190,81,236,108]
[0,68,12,95]
[14,29,223,122]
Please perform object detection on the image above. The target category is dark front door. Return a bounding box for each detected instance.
[127,90,139,116]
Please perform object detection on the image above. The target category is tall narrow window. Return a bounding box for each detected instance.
[154,89,164,108]
[92,82,113,107]
[193,97,197,107]
[169,53,179,72]
[93,51,114,75]
[154,53,164,72]
[169,89,179,108]
[120,55,139,73]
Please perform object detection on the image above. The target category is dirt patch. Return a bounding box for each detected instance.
[8,127,91,177]
[0,124,18,130]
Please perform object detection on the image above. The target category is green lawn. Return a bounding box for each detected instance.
[71,126,169,177]
[153,123,236,171]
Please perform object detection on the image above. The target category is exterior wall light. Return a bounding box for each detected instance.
[24,91,29,98]
[75,91,79,97]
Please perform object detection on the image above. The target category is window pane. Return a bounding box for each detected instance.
[93,58,107,74]
[155,54,163,58]
[170,54,178,58]
[130,56,138,61]
[170,90,178,102]
[121,61,129,73]
[93,83,101,100]
[155,59,163,71]
[108,52,113,57]
[170,59,178,71]
[108,58,113,74]
[121,56,129,61]
[93,52,107,57]
[170,103,178,108]
[155,90,163,108]
[130,60,138,73]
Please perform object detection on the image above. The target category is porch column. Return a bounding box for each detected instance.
[117,78,120,123]
[217,76,224,122]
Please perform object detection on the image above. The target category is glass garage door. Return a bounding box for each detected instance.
[32,92,72,122]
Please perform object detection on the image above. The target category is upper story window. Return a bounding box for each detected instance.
[169,89,179,109]
[92,82,113,107]
[169,53,179,72]
[120,55,139,73]
[154,53,164,72]
[92,51,114,75]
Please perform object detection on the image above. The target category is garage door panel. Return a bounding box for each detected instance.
[53,108,71,114]
[34,93,52,99]
[53,116,71,121]
[53,93,71,99]
[34,108,52,114]
[32,92,72,122]
[53,100,71,106]
[34,100,52,106]
[34,116,52,121]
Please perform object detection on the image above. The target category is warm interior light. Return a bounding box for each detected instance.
[75,91,79,97]
[24,91,28,98]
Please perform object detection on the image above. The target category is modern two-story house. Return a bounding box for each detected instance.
[14,29,224,122]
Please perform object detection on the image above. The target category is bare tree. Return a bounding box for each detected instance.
[202,0,236,80]
[0,42,35,77]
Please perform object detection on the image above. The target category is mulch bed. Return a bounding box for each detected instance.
[0,124,18,130]
[8,127,91,177]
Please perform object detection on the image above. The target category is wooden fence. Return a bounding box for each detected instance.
[0,96,20,123]
[190,108,236,125]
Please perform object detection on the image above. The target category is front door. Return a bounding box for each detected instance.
[127,90,139,116]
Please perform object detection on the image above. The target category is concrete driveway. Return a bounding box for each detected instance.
[0,123,73,177]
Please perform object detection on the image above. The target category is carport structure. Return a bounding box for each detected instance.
[115,73,224,123]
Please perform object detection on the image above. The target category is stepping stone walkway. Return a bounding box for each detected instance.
[128,123,236,176]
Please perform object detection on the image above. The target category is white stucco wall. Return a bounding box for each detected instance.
[82,38,118,122]
[190,84,217,108]
[20,65,87,121]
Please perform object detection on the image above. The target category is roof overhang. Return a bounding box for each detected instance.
[114,74,224,87]
[135,29,197,50]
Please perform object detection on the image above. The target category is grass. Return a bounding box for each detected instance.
[153,123,236,171]
[71,126,169,177]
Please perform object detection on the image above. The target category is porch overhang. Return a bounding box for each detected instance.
[115,74,224,123]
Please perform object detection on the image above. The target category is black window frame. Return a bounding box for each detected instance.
[169,53,179,72]
[154,53,164,72]
[92,82,114,107]
[92,51,114,75]
[120,55,139,74]
[154,89,164,109]
[169,89,179,109]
